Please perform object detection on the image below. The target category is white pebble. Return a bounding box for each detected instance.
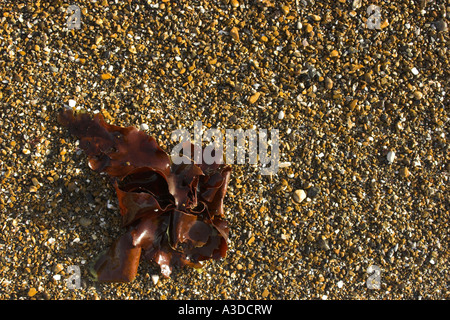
[352,0,362,9]
[278,110,285,120]
[72,237,80,243]
[411,67,419,75]
[279,162,291,168]
[337,280,344,288]
[151,274,159,285]
[106,199,116,209]
[293,189,307,203]
[68,99,76,108]
[140,123,149,131]
[53,274,61,281]
[387,151,396,164]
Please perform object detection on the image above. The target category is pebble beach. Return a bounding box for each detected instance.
[0,0,448,300]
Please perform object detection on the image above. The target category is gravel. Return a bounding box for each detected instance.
[0,0,448,300]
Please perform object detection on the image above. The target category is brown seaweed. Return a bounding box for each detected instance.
[58,108,231,282]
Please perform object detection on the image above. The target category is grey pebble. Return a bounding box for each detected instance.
[307,186,320,199]
[79,217,92,227]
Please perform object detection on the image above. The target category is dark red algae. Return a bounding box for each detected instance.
[58,108,232,282]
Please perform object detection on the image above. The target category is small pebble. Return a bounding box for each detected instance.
[311,14,321,22]
[317,238,330,250]
[307,186,320,199]
[324,77,333,89]
[249,92,261,104]
[413,91,423,100]
[387,151,396,164]
[435,19,448,32]
[278,110,285,120]
[293,189,307,204]
[95,35,103,45]
[400,167,410,178]
[79,217,92,227]
[128,45,137,54]
[140,123,149,131]
[28,288,37,297]
[31,177,39,186]
[330,50,339,58]
[53,263,64,274]
[68,100,76,108]
[101,73,113,80]
[151,274,159,286]
[230,27,240,41]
